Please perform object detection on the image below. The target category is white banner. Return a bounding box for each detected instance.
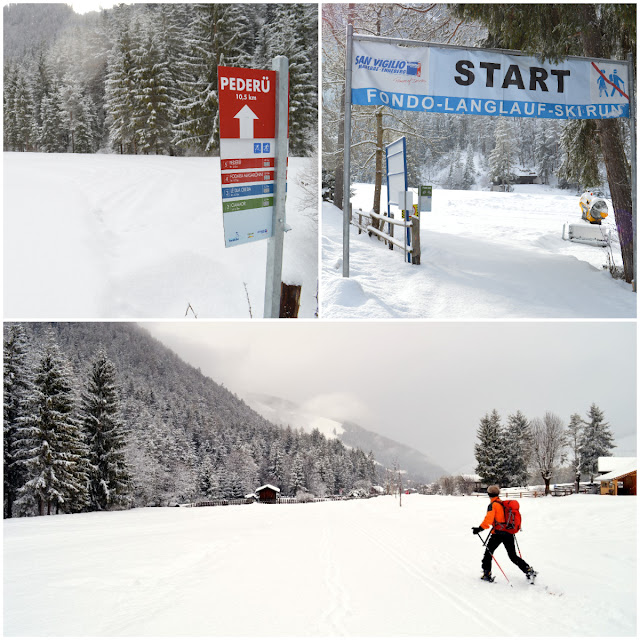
[352,40,629,119]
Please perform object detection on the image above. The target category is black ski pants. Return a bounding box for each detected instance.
[482,531,530,574]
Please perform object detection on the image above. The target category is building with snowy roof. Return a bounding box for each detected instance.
[596,457,636,496]
[256,484,281,503]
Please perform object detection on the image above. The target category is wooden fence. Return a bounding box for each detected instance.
[188,495,355,508]
[472,485,596,499]
[351,206,421,265]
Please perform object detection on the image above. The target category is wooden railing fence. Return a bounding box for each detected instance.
[351,206,421,265]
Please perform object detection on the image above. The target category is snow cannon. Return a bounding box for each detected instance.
[562,191,612,247]
[579,191,609,225]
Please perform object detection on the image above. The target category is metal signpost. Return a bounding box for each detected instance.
[342,30,634,281]
[218,57,289,317]
[385,136,410,260]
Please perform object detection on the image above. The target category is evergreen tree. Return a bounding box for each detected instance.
[3,325,33,518]
[80,350,131,511]
[174,3,248,154]
[565,413,584,492]
[579,404,616,482]
[13,69,36,151]
[14,338,89,516]
[474,410,508,485]
[265,4,318,157]
[105,22,139,154]
[461,145,475,190]
[72,94,99,153]
[489,118,517,190]
[289,453,306,494]
[504,411,532,487]
[38,90,66,152]
[132,30,174,154]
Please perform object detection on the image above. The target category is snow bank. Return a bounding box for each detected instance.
[3,494,635,636]
[3,152,318,318]
[322,184,635,318]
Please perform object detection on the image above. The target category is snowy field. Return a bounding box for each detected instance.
[322,184,636,318]
[3,152,318,318]
[3,494,636,636]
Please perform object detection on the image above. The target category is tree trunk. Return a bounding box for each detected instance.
[544,477,551,495]
[598,120,634,282]
[580,4,634,283]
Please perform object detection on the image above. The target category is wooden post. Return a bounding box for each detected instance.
[279,282,302,318]
[358,208,363,234]
[410,214,420,265]
[388,213,394,249]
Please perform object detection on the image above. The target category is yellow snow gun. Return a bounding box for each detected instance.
[579,191,609,225]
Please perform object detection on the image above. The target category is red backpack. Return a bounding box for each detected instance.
[493,499,521,533]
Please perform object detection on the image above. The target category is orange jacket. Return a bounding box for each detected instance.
[480,496,505,530]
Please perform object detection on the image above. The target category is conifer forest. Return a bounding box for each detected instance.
[3,3,318,157]
[3,323,378,518]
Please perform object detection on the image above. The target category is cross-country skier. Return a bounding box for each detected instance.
[472,485,537,582]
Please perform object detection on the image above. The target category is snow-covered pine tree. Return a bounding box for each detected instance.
[132,29,174,155]
[3,325,34,518]
[504,411,532,487]
[289,453,306,494]
[535,121,559,185]
[558,120,602,188]
[474,410,508,485]
[489,118,517,190]
[461,145,475,190]
[12,68,36,152]
[72,94,99,153]
[80,350,131,511]
[566,413,584,492]
[38,90,67,152]
[14,337,89,516]
[105,20,139,154]
[579,404,616,483]
[174,4,251,154]
[264,3,317,157]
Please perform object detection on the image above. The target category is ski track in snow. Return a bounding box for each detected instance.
[3,152,318,318]
[3,495,636,637]
[321,184,636,318]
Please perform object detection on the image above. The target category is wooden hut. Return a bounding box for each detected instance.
[597,458,637,496]
[256,484,280,503]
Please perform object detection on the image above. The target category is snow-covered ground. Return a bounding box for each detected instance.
[3,494,636,636]
[322,184,636,318]
[3,152,318,318]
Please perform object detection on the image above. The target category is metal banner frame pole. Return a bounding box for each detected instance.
[628,52,636,292]
[342,23,354,278]
[264,55,289,318]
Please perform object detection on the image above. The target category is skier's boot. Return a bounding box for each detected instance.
[481,570,495,582]
[525,566,538,583]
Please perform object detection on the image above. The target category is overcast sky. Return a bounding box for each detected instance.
[143,321,637,474]
[70,1,115,14]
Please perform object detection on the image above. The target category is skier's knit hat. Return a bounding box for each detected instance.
[487,485,501,497]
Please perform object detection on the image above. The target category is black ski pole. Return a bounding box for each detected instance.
[514,534,522,559]
[476,531,511,586]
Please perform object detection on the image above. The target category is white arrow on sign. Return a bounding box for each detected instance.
[234,105,259,139]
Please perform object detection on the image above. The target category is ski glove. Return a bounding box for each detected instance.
[472,527,483,535]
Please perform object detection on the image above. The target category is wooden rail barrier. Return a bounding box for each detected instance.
[351,207,419,261]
